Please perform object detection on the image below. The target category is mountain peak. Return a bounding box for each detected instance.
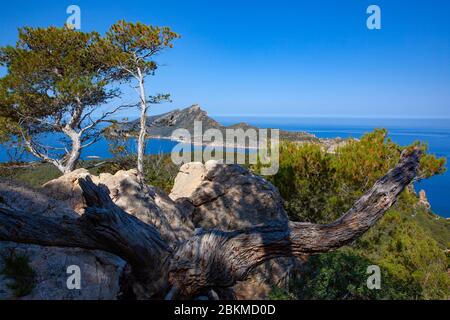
[187,104,201,112]
[106,104,317,143]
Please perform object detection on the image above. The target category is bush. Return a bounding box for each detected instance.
[268,142,342,223]
[290,249,421,300]
[357,210,450,299]
[263,129,446,224]
[261,129,449,300]
[1,251,36,298]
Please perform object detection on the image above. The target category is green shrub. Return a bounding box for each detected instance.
[1,251,36,298]
[260,128,449,300]
[267,286,293,300]
[357,210,450,299]
[262,129,447,224]
[290,249,421,300]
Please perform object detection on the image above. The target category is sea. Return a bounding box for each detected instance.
[0,117,449,218]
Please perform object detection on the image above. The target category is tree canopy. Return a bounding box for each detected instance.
[0,26,131,172]
[105,20,179,181]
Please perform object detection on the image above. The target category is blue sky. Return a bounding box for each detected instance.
[1,0,449,118]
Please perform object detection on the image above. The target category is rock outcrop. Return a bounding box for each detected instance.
[0,148,423,300]
[105,104,317,146]
[1,161,302,299]
[41,169,91,215]
[0,242,125,300]
[0,180,125,300]
[170,160,288,230]
[418,189,431,210]
[43,168,194,244]
[170,160,301,299]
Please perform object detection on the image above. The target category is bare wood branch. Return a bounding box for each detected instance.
[79,102,138,135]
[0,149,421,299]
[168,148,421,297]
[0,176,172,298]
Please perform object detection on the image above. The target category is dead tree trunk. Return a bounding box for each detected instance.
[136,66,148,183]
[0,149,421,299]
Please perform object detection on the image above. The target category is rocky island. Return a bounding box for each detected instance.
[105,104,349,152]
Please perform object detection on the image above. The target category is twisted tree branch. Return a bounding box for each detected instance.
[168,148,421,297]
[0,177,171,298]
[0,149,421,299]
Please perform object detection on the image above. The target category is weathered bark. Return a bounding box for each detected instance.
[22,130,80,174]
[167,148,421,297]
[0,177,172,298]
[0,149,421,299]
[60,126,82,174]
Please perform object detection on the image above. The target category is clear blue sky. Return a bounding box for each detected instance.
[1,0,449,118]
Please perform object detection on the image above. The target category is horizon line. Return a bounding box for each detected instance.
[208,114,450,120]
[109,113,450,121]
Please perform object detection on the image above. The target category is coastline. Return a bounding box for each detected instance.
[1,117,448,218]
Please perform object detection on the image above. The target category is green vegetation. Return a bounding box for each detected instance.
[0,128,448,299]
[257,129,449,300]
[0,251,36,297]
[264,129,446,224]
[291,249,421,300]
[0,25,126,173]
[0,21,179,175]
[0,20,447,301]
[98,154,180,193]
[0,163,61,188]
[356,209,449,299]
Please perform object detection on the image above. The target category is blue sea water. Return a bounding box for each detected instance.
[1,117,449,217]
[218,117,450,218]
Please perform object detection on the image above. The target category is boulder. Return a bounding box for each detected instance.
[96,169,194,243]
[0,179,77,218]
[0,242,125,300]
[42,169,194,244]
[2,160,301,300]
[0,180,125,300]
[42,168,91,214]
[170,160,301,299]
[170,160,288,230]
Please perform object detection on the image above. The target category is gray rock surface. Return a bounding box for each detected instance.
[1,160,302,299]
[43,169,194,244]
[170,160,301,299]
[0,179,125,300]
[0,242,125,300]
[170,160,288,230]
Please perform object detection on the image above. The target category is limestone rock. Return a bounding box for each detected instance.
[0,180,125,300]
[170,160,300,299]
[42,168,91,214]
[42,169,193,244]
[2,160,301,300]
[96,169,194,243]
[233,257,305,300]
[170,160,288,230]
[418,189,431,210]
[0,242,125,300]
[0,179,77,218]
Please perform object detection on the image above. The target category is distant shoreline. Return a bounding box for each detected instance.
[1,116,449,218]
